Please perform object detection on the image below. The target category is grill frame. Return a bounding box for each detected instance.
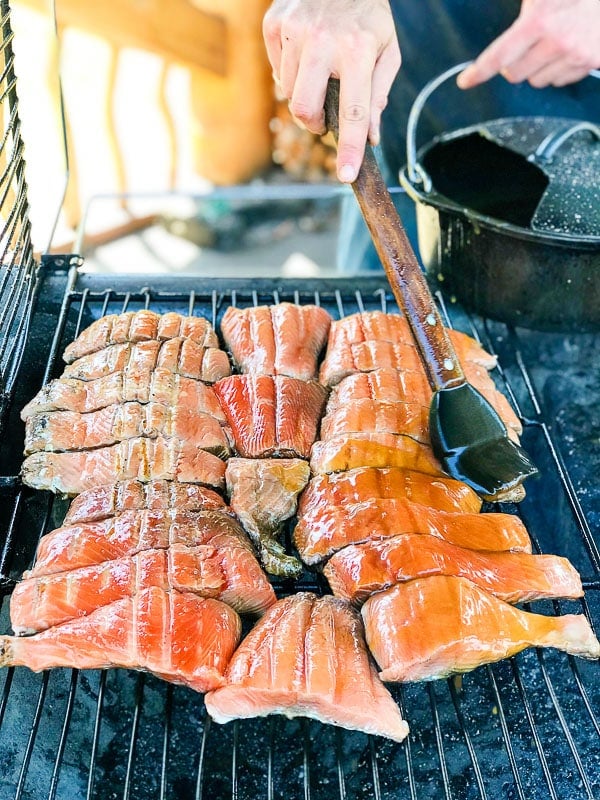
[0,267,598,800]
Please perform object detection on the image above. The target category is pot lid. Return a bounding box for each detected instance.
[479,117,600,239]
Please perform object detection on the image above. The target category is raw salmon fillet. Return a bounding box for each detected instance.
[63,311,218,363]
[324,533,583,606]
[205,592,409,742]
[320,398,431,444]
[21,435,227,495]
[64,338,230,383]
[24,402,232,458]
[294,499,532,564]
[298,468,482,517]
[12,535,275,633]
[64,479,228,525]
[309,432,444,477]
[226,458,310,578]
[363,576,600,682]
[21,369,228,420]
[214,375,328,458]
[220,303,332,380]
[0,588,241,693]
[28,509,255,578]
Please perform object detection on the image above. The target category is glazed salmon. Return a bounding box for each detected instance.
[226,458,310,578]
[298,468,482,517]
[309,432,444,477]
[21,369,228,420]
[28,509,257,578]
[214,375,328,458]
[363,576,600,682]
[12,537,275,633]
[320,398,431,444]
[63,311,218,363]
[24,402,232,458]
[204,592,409,742]
[220,303,332,380]
[294,499,531,564]
[64,479,228,525]
[64,338,230,384]
[324,533,583,606]
[0,588,241,693]
[21,435,227,495]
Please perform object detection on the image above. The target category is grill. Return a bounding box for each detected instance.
[0,265,599,800]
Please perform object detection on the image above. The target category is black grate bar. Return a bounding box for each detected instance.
[567,657,600,738]
[448,678,489,800]
[195,711,212,800]
[428,683,453,800]
[159,684,173,800]
[485,666,528,800]
[48,669,80,800]
[367,738,382,800]
[86,670,108,800]
[0,664,13,729]
[123,673,145,800]
[0,487,24,585]
[335,727,347,800]
[267,717,275,800]
[396,687,418,800]
[302,718,312,800]
[231,719,239,800]
[14,672,50,800]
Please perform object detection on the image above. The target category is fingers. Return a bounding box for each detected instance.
[262,8,283,77]
[368,41,402,145]
[288,42,334,135]
[457,19,538,89]
[336,53,378,182]
[527,58,591,87]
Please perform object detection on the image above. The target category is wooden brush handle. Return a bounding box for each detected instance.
[325,78,465,390]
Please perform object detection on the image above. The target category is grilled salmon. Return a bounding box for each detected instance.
[0,588,241,693]
[226,458,310,578]
[214,375,328,459]
[204,592,409,742]
[64,338,230,384]
[63,311,218,363]
[298,468,482,517]
[64,479,228,525]
[294,499,531,564]
[21,435,227,495]
[324,533,583,606]
[220,303,332,380]
[24,402,232,458]
[363,576,600,682]
[320,398,431,444]
[21,370,228,420]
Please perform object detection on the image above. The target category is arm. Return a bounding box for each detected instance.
[458,0,600,90]
[263,0,401,182]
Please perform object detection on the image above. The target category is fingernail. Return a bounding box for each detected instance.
[339,164,357,183]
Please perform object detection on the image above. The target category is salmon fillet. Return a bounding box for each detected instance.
[64,479,227,525]
[24,402,232,458]
[28,509,256,578]
[0,588,241,693]
[63,311,218,363]
[363,576,600,682]
[12,536,275,633]
[214,375,328,458]
[324,533,583,606]
[21,369,228,421]
[220,303,332,380]
[21,435,227,495]
[294,499,532,564]
[204,592,409,742]
[226,458,310,578]
[64,338,230,384]
[320,398,431,444]
[298,468,482,517]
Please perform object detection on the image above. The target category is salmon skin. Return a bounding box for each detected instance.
[27,508,261,578]
[220,303,332,381]
[64,479,228,525]
[21,435,227,495]
[215,375,328,459]
[294,499,532,564]
[320,398,431,444]
[363,576,600,682]
[21,369,228,421]
[0,588,241,693]
[298,468,482,517]
[24,402,232,458]
[324,533,583,606]
[226,458,310,578]
[64,338,230,384]
[204,592,409,743]
[12,537,275,633]
[63,311,219,364]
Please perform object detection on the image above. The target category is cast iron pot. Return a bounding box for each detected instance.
[399,62,600,332]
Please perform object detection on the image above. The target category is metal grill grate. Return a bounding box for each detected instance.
[0,0,37,429]
[0,272,598,800]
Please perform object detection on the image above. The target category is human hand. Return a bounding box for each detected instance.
[457,0,600,90]
[263,0,401,183]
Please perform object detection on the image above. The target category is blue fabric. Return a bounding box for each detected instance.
[338,0,600,274]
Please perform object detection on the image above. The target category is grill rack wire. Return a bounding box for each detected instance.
[0,272,598,800]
